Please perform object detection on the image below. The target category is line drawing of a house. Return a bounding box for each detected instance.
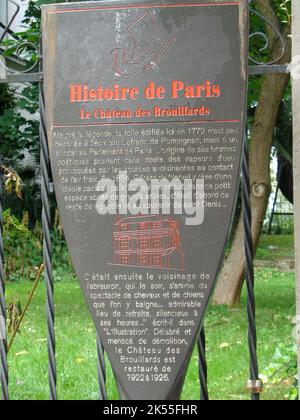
[112,215,184,271]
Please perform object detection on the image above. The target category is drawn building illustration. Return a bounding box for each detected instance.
[113,215,184,270]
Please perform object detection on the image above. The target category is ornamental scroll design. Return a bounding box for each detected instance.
[248,0,286,66]
[0,0,40,74]
[0,0,288,76]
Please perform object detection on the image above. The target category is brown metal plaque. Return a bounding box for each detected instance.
[42,0,248,400]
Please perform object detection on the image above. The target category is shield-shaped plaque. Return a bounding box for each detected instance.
[42,0,248,400]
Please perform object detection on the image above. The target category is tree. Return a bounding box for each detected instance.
[214,0,292,306]
[0,84,27,166]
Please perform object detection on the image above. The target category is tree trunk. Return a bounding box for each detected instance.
[213,3,291,306]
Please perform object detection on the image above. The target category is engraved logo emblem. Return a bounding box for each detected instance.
[111,12,176,78]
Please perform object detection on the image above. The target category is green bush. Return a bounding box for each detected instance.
[3,209,74,282]
[262,343,298,400]
[3,209,42,281]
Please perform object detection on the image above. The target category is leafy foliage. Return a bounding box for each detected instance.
[275,0,292,27]
[0,85,28,166]
[261,343,298,400]
[3,209,73,282]
[1,165,23,199]
[3,209,42,281]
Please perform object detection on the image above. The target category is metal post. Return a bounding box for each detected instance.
[198,328,208,400]
[40,75,57,400]
[292,0,300,400]
[242,137,262,400]
[96,335,107,400]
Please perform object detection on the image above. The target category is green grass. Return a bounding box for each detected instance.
[256,235,295,261]
[5,235,296,400]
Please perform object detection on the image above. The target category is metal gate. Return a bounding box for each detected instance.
[0,0,293,401]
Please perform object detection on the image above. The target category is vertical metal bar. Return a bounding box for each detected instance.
[242,138,261,401]
[0,169,9,401]
[197,327,208,401]
[292,0,300,400]
[96,335,107,400]
[40,77,57,400]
